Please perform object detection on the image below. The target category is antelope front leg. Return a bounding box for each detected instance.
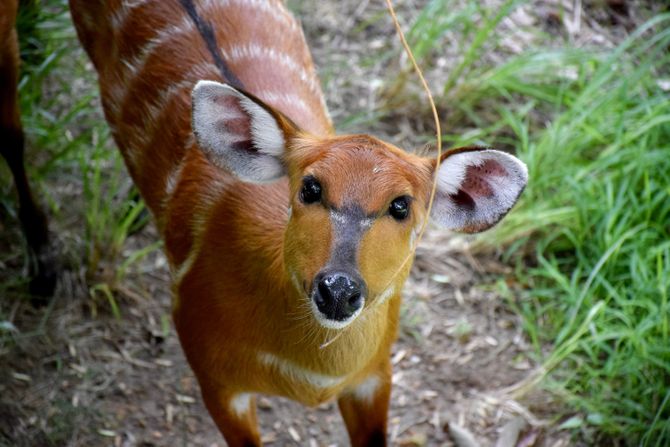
[338,361,392,447]
[199,382,262,447]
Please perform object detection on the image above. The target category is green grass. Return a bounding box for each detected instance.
[382,0,670,443]
[492,17,669,445]
[401,3,670,444]
[3,0,669,444]
[1,0,154,300]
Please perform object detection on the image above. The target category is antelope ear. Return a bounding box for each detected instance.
[191,80,297,183]
[430,147,528,233]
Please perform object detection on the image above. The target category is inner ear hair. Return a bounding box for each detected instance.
[230,85,302,142]
[191,80,304,183]
[429,145,528,233]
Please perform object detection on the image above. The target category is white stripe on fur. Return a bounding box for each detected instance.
[258,352,346,389]
[111,0,153,30]
[201,0,299,33]
[120,16,195,80]
[222,43,321,95]
[256,91,311,115]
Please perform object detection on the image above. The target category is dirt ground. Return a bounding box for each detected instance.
[1,0,653,446]
[1,226,562,447]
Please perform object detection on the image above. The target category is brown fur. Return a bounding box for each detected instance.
[68,1,441,445]
[0,0,22,150]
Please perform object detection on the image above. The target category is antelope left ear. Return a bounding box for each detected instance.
[430,147,528,233]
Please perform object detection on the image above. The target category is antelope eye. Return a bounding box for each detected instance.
[389,196,410,220]
[300,176,322,204]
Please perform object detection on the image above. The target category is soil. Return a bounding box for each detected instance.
[1,0,656,446]
[1,227,561,447]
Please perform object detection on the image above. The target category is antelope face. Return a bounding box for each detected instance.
[191,81,528,330]
[283,135,433,329]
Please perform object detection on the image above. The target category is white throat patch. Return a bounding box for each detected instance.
[258,351,346,389]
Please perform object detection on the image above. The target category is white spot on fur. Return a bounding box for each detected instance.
[230,393,252,417]
[360,217,373,229]
[258,352,346,389]
[330,210,347,225]
[330,210,372,229]
[352,376,381,404]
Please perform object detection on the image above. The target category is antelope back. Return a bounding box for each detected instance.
[69,0,332,216]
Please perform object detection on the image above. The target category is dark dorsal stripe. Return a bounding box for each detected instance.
[179,0,245,90]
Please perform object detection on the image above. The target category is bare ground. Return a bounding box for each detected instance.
[1,227,563,446]
[0,0,656,446]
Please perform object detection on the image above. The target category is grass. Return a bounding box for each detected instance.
[490,17,669,445]
[1,0,154,301]
[398,2,670,444]
[2,0,668,444]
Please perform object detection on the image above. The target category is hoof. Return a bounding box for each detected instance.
[28,248,58,304]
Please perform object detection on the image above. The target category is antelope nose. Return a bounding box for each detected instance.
[314,272,364,321]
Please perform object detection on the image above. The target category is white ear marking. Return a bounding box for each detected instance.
[191,80,288,183]
[235,92,285,156]
[431,149,528,232]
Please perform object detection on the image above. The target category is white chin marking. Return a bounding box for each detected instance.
[309,296,364,330]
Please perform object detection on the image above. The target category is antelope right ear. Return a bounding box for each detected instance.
[430,147,528,233]
[191,80,298,183]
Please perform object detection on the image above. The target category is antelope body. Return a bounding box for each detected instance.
[65,0,528,445]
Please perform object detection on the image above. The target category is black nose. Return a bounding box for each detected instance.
[313,272,365,321]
